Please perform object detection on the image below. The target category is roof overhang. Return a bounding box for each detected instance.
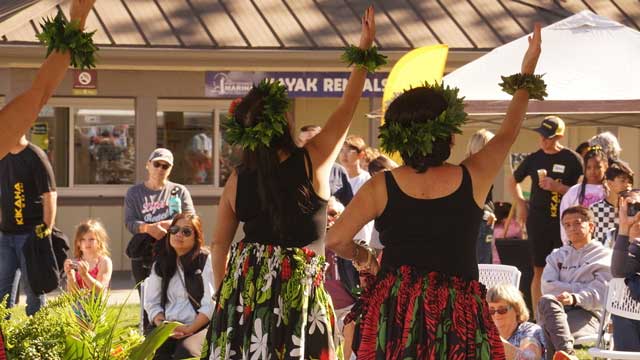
[0,44,485,72]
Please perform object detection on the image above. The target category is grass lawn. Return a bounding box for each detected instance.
[9,302,141,331]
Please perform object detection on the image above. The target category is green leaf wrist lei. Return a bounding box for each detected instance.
[37,11,98,69]
[499,73,548,101]
[341,45,387,73]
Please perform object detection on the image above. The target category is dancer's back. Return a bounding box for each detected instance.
[236,147,327,248]
[375,164,481,279]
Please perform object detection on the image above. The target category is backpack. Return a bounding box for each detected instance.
[22,225,68,294]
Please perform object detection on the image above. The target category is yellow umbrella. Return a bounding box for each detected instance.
[381,44,449,162]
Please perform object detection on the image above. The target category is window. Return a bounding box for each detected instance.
[23,98,238,194]
[26,99,136,191]
[73,108,135,185]
[29,106,70,187]
[157,100,233,189]
[157,111,214,185]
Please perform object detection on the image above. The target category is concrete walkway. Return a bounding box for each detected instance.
[17,271,140,306]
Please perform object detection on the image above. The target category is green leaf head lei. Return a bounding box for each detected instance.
[378,82,467,158]
[222,79,291,151]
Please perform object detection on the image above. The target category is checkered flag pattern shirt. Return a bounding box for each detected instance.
[590,199,618,246]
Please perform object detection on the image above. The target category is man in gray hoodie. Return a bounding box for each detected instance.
[537,206,612,360]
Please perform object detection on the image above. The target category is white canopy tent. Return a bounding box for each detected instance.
[443,10,640,128]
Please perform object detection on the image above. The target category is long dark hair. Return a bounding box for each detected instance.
[233,87,303,235]
[578,147,607,205]
[154,213,208,309]
[384,87,450,173]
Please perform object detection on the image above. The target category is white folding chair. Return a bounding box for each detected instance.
[588,278,640,359]
[478,264,522,289]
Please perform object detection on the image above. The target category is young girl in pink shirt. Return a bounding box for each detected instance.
[63,219,113,292]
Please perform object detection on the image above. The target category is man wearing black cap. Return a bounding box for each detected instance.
[508,116,584,315]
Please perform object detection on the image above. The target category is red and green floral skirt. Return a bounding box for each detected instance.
[202,241,343,360]
[347,266,505,360]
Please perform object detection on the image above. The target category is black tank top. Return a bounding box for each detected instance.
[375,165,482,280]
[236,148,327,248]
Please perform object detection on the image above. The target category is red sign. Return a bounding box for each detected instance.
[73,69,97,95]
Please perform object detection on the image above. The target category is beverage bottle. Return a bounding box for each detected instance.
[168,187,182,217]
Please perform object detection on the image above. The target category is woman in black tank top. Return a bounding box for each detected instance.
[202,7,381,360]
[326,25,543,359]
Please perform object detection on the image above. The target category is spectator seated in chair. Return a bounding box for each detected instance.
[537,206,612,360]
[144,214,213,360]
[488,283,545,360]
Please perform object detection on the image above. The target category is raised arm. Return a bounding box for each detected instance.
[326,173,384,272]
[0,0,95,158]
[463,24,542,206]
[305,7,376,186]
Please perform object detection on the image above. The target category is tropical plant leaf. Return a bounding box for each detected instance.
[128,321,182,360]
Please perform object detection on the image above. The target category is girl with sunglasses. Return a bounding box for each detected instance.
[144,213,213,359]
[487,284,546,360]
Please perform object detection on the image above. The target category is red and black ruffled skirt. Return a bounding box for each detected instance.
[0,328,6,360]
[347,266,505,360]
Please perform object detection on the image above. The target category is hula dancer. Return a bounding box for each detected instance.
[202,6,383,359]
[326,24,544,359]
[0,0,97,158]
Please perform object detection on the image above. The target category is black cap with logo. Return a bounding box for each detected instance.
[533,116,565,139]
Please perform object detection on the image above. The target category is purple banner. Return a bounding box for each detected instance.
[205,71,387,98]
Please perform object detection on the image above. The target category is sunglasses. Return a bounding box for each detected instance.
[488,306,511,315]
[169,225,193,237]
[340,146,359,155]
[153,161,171,170]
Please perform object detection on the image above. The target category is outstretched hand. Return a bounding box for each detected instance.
[358,6,376,50]
[521,23,542,75]
[70,0,95,29]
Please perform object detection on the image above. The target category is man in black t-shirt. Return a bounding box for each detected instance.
[0,135,56,315]
[508,116,583,316]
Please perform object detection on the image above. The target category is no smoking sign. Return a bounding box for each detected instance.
[73,69,98,95]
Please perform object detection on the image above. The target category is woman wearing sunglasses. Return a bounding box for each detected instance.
[487,283,545,360]
[144,213,213,359]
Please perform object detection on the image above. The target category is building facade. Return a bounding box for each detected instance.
[1,0,638,270]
